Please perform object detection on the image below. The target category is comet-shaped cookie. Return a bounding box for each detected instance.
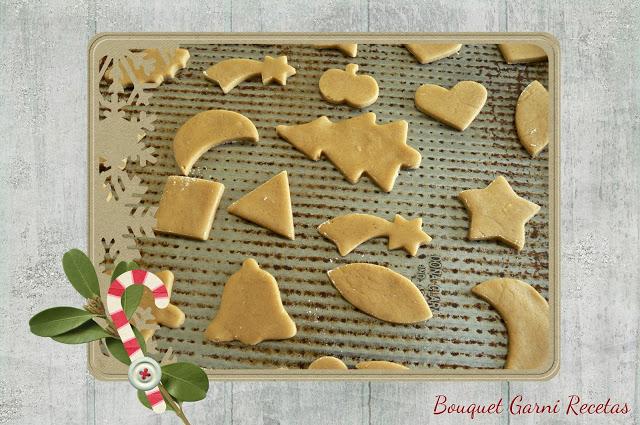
[203,55,296,94]
[318,214,431,256]
[315,44,358,57]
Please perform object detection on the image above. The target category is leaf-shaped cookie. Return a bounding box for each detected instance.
[327,263,432,324]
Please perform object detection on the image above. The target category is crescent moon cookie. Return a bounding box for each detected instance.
[308,356,348,370]
[415,81,487,131]
[173,109,259,176]
[154,176,225,241]
[458,175,540,251]
[276,113,421,192]
[205,259,297,345]
[498,44,547,64]
[516,81,549,157]
[356,361,409,370]
[203,55,296,93]
[405,44,462,64]
[227,171,295,240]
[138,270,186,341]
[318,213,431,256]
[472,278,552,371]
[314,43,358,57]
[105,48,190,87]
[319,64,379,108]
[327,263,432,324]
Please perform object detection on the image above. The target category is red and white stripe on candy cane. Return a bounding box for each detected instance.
[107,269,169,413]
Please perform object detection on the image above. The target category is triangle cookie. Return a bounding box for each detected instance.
[227,171,295,240]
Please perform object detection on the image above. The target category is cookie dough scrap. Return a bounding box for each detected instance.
[308,356,348,370]
[472,278,552,371]
[204,55,296,93]
[315,43,358,57]
[415,81,487,131]
[227,171,295,240]
[356,361,409,370]
[173,109,259,175]
[139,270,186,341]
[327,263,432,324]
[276,113,421,192]
[319,64,378,108]
[318,213,431,256]
[205,259,297,345]
[154,176,225,241]
[516,81,549,157]
[405,44,462,64]
[105,48,190,87]
[458,175,540,251]
[498,44,547,64]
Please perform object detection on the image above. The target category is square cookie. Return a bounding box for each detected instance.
[154,176,225,240]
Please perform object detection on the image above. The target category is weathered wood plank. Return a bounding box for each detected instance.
[0,0,95,424]
[231,0,368,32]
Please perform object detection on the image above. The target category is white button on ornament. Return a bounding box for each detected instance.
[128,356,162,391]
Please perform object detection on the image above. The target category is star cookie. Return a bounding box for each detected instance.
[458,176,540,250]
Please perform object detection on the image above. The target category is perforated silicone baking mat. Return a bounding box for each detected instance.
[88,34,559,380]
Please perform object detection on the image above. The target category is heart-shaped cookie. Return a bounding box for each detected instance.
[405,43,462,64]
[415,81,487,131]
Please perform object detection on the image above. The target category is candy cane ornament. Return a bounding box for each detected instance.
[107,269,169,413]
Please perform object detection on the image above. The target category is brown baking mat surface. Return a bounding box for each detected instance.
[118,43,549,370]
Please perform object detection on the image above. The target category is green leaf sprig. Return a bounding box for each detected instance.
[29,249,208,425]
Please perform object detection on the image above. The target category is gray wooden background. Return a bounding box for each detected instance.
[1,0,638,424]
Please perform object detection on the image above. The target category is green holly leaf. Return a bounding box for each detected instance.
[29,307,96,337]
[161,363,209,402]
[110,261,129,283]
[137,390,176,411]
[122,286,144,319]
[62,249,100,299]
[104,327,147,365]
[111,261,143,319]
[51,320,110,344]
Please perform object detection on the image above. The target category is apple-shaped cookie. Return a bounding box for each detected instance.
[319,64,379,108]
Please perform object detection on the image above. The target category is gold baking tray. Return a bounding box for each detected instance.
[87,33,560,381]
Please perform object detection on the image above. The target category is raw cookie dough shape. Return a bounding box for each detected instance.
[205,259,297,345]
[308,356,348,370]
[356,361,409,370]
[319,64,379,108]
[405,44,462,64]
[173,109,259,176]
[227,171,295,240]
[154,176,225,241]
[139,270,186,341]
[516,80,549,157]
[318,213,431,256]
[314,44,358,57]
[105,48,190,88]
[458,175,540,251]
[415,81,487,131]
[203,55,296,94]
[327,263,432,324]
[472,278,552,371]
[498,44,547,64]
[276,113,421,192]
